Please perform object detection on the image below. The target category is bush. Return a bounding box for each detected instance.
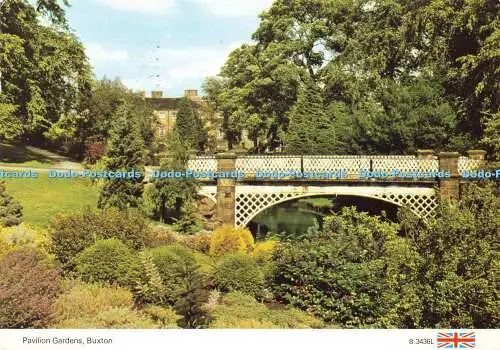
[209,225,254,257]
[49,207,152,272]
[209,292,324,329]
[50,282,157,328]
[398,183,500,328]
[0,249,62,328]
[144,226,178,248]
[213,253,265,298]
[270,207,412,327]
[0,224,52,259]
[147,245,200,304]
[251,240,278,263]
[75,239,140,287]
[141,305,181,328]
[0,181,23,227]
[180,233,211,253]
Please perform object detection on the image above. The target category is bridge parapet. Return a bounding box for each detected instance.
[186,153,483,176]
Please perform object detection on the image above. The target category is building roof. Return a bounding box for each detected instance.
[145,97,182,111]
[145,97,205,111]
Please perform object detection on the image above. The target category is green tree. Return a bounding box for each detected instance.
[174,97,198,150]
[145,130,198,224]
[0,1,92,143]
[284,79,335,154]
[0,181,22,227]
[400,183,499,328]
[98,101,145,210]
[174,267,211,329]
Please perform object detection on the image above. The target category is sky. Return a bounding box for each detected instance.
[65,0,275,97]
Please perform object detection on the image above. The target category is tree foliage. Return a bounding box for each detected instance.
[98,101,145,210]
[0,181,22,227]
[208,0,498,154]
[0,0,92,142]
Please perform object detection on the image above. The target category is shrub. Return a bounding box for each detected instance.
[398,183,500,328]
[209,292,324,329]
[209,225,254,257]
[0,249,62,328]
[135,251,169,305]
[50,282,157,328]
[75,239,140,287]
[213,253,265,298]
[49,207,152,272]
[270,207,411,327]
[85,141,107,165]
[141,305,181,328]
[0,181,22,227]
[251,240,278,263]
[173,268,211,329]
[180,233,211,253]
[147,245,200,304]
[144,226,178,248]
[0,224,51,259]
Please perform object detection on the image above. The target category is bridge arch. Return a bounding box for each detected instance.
[234,185,437,227]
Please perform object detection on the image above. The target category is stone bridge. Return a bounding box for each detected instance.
[179,150,486,227]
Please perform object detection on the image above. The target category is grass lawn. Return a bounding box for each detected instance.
[2,175,99,228]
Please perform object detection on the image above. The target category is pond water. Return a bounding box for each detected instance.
[248,196,399,240]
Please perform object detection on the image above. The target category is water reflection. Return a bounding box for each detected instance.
[248,196,398,240]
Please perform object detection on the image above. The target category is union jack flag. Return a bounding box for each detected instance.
[437,332,475,348]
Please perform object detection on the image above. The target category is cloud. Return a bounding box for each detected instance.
[190,0,273,17]
[94,0,176,15]
[121,42,244,93]
[85,43,129,63]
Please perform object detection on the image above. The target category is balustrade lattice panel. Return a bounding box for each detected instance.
[235,156,301,173]
[458,156,481,173]
[372,156,439,173]
[373,193,438,219]
[188,156,217,172]
[303,156,370,177]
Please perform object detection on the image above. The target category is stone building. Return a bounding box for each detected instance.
[142,89,226,151]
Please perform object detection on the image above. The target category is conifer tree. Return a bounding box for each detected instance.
[98,101,145,209]
[146,130,198,224]
[284,80,335,154]
[0,181,23,227]
[174,97,198,150]
[193,109,208,151]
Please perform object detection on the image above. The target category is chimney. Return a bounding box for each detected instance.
[151,91,163,98]
[184,89,198,99]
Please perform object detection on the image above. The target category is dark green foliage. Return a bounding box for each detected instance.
[0,181,22,226]
[173,267,211,329]
[399,183,500,328]
[75,239,140,287]
[0,248,62,328]
[49,207,151,272]
[147,245,201,304]
[285,79,336,154]
[270,207,414,327]
[98,101,145,210]
[213,253,265,298]
[146,131,198,224]
[137,245,211,328]
[331,77,458,154]
[193,109,208,151]
[0,1,92,142]
[174,97,198,150]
